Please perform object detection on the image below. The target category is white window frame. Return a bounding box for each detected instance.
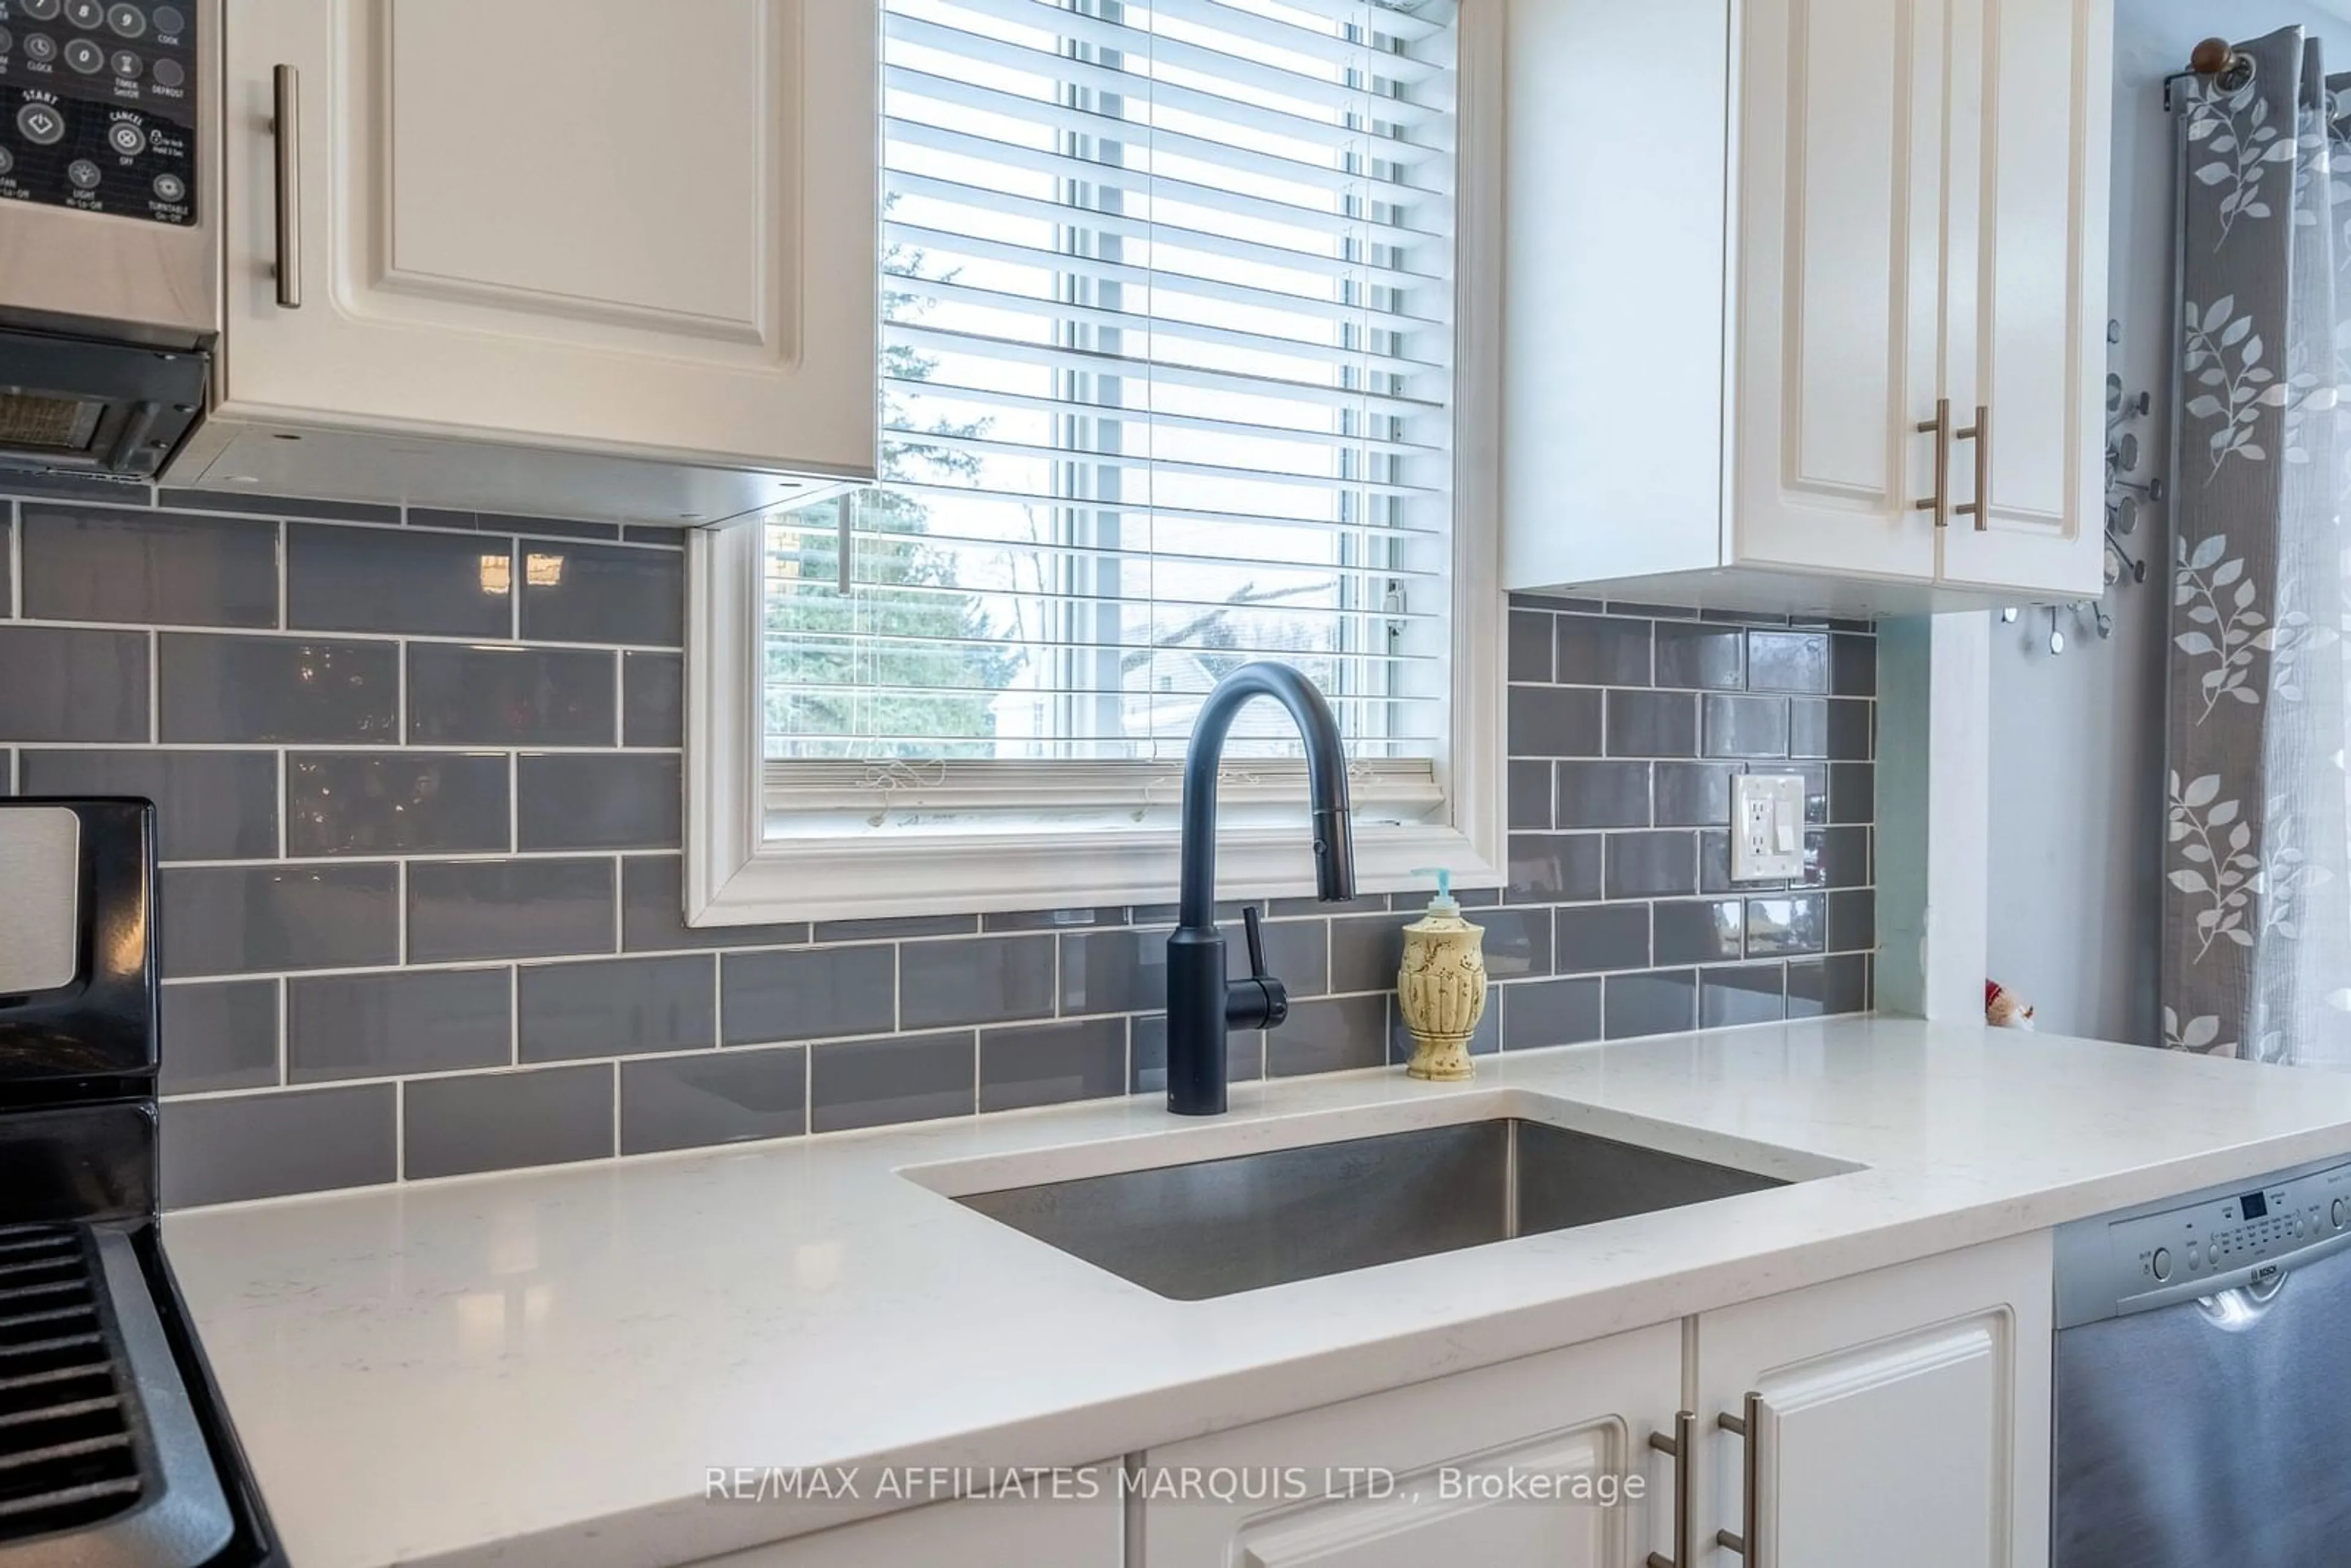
[684,0,1505,927]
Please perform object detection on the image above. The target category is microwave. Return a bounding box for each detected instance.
[0,0,216,483]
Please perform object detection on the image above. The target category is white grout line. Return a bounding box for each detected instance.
[508,964,521,1067]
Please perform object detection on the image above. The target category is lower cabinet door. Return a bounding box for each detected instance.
[1693,1232,2054,1568]
[689,1472,1122,1568]
[1141,1322,1684,1567]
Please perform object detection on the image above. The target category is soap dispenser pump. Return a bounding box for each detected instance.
[1397,867,1487,1081]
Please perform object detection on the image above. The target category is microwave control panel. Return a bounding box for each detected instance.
[0,0,195,225]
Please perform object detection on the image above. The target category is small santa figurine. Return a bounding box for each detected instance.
[1985,979,2036,1030]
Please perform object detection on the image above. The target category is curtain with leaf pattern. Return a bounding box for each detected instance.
[2164,26,2351,1065]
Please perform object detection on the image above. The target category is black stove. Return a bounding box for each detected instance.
[0,799,280,1566]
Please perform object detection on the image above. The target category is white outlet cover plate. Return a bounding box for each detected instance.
[1731,773,1807,882]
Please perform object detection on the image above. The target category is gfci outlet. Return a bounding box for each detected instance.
[1731,773,1807,882]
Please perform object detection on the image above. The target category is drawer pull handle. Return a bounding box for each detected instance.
[1717,1392,1762,1557]
[1914,398,1952,528]
[272,64,302,309]
[1644,1409,1693,1568]
[1955,403,1990,530]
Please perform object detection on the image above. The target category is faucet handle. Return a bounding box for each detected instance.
[1242,906,1269,979]
[1228,906,1289,1032]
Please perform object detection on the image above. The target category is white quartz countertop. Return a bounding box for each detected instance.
[166,1017,2351,1567]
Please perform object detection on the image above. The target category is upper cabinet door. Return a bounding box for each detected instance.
[1937,0,2112,594]
[217,0,877,480]
[1732,0,1946,582]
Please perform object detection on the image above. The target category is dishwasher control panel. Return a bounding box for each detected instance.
[2057,1156,2351,1325]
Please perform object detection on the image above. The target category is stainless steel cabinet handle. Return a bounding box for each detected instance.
[1644,1410,1694,1568]
[272,64,302,309]
[1914,397,1952,528]
[1955,403,1989,530]
[1716,1392,1761,1558]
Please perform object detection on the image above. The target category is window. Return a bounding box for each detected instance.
[688,0,1501,924]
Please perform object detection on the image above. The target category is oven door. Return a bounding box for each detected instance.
[2053,1240,2351,1566]
[0,325,209,479]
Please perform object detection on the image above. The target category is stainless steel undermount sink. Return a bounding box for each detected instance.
[947,1115,1811,1300]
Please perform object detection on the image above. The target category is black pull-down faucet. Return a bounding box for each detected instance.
[1165,662,1356,1116]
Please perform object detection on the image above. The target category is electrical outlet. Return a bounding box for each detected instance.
[1731,773,1806,882]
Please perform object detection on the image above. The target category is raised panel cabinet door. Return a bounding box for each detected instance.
[1140,1323,1683,1568]
[686,1473,1121,1567]
[1694,1232,2053,1568]
[1731,0,1946,582]
[1936,0,2112,595]
[218,0,877,479]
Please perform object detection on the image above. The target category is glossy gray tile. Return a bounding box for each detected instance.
[621,651,683,747]
[1605,690,1698,757]
[519,543,683,647]
[21,505,277,627]
[1829,889,1875,953]
[406,857,615,962]
[287,751,509,857]
[0,626,148,741]
[410,509,620,541]
[899,935,1056,1029]
[1788,954,1870,1018]
[159,489,398,523]
[983,906,1126,932]
[1507,609,1553,681]
[811,913,976,943]
[1654,898,1743,964]
[1240,917,1328,997]
[1508,759,1553,830]
[1701,694,1790,759]
[1653,761,1737,828]
[1059,928,1164,1015]
[1130,1014,1262,1095]
[1554,614,1651,686]
[980,1018,1125,1112]
[1745,894,1826,957]
[722,944,895,1046]
[516,752,680,851]
[621,1047,806,1155]
[1604,968,1697,1038]
[810,1032,975,1132]
[520,954,714,1061]
[620,855,807,951]
[1825,697,1873,759]
[1,512,10,614]
[404,1066,614,1179]
[1831,762,1874,823]
[1269,994,1389,1078]
[1605,830,1697,899]
[1506,833,1602,904]
[1507,686,1603,757]
[1554,902,1651,974]
[1475,906,1551,981]
[1328,913,1405,996]
[287,968,512,1082]
[160,863,400,978]
[1701,964,1786,1027]
[1499,975,1602,1049]
[405,643,615,746]
[1745,630,1829,693]
[162,1085,396,1207]
[159,980,279,1095]
[1555,759,1650,829]
[1831,632,1877,697]
[1810,825,1870,889]
[159,634,399,743]
[286,522,513,637]
[1653,621,1744,689]
[19,749,276,861]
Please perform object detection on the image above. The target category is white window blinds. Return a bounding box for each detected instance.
[763,0,1460,827]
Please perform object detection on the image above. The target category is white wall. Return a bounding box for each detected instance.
[1985,0,2351,1043]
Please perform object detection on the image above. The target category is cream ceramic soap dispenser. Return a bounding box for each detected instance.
[1397,868,1487,1081]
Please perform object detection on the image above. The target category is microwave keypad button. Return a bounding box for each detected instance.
[105,3,144,36]
[64,0,103,28]
[15,101,66,144]
[19,0,61,21]
[150,171,182,202]
[0,27,12,52]
[149,6,183,36]
[66,157,101,190]
[106,119,143,155]
[0,148,12,176]
[149,54,182,88]
[111,48,138,77]
[23,32,57,62]
[64,34,103,72]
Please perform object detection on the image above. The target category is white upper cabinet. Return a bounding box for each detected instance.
[193,0,877,520]
[1502,0,2112,613]
[1693,1233,2055,1568]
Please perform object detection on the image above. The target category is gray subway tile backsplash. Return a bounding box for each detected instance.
[0,494,1875,1206]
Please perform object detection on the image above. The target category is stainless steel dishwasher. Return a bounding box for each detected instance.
[2052,1154,2351,1566]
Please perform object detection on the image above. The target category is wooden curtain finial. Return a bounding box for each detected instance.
[2190,37,2235,76]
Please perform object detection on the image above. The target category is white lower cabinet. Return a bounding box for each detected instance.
[1692,1232,2054,1568]
[1139,1323,1684,1567]
[688,1472,1121,1567]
